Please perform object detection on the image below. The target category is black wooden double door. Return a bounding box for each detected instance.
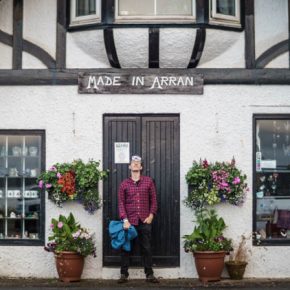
[103,114,180,267]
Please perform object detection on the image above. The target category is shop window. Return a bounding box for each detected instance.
[254,116,290,245]
[70,0,100,27]
[115,0,196,21]
[210,0,241,27]
[0,131,45,245]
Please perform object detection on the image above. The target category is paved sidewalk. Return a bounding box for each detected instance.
[0,278,290,289]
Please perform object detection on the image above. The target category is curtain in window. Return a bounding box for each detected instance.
[216,0,235,16]
[76,0,96,17]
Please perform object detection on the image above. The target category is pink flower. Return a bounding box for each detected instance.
[202,159,209,168]
[50,224,54,229]
[233,177,241,185]
[45,183,52,189]
[38,180,44,188]
[49,166,57,171]
[57,172,62,179]
[57,222,63,228]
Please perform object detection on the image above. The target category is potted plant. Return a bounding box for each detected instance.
[45,212,96,282]
[183,208,232,282]
[225,235,250,279]
[38,159,108,213]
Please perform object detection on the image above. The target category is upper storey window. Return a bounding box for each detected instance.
[70,0,100,27]
[115,0,196,21]
[210,0,241,28]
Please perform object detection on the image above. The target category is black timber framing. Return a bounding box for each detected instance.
[13,0,23,69]
[56,0,67,69]
[196,0,209,25]
[187,28,206,68]
[103,28,121,68]
[245,0,255,69]
[149,28,160,68]
[0,69,289,86]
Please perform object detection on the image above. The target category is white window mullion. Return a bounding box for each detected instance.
[154,0,157,17]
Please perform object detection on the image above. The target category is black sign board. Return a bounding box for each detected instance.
[78,71,203,94]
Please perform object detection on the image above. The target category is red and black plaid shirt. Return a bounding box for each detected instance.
[118,175,158,225]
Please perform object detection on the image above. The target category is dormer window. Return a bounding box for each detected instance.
[210,0,241,28]
[115,0,196,22]
[70,0,100,27]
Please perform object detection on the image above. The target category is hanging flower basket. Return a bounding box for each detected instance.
[38,159,108,214]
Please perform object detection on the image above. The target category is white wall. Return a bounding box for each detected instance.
[0,85,290,278]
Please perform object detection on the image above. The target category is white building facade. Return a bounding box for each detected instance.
[0,0,290,279]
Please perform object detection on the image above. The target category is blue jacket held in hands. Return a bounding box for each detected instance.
[109,220,138,252]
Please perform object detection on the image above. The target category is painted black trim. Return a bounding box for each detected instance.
[187,28,206,68]
[0,30,56,69]
[149,28,159,69]
[0,68,290,85]
[67,22,244,32]
[252,114,290,247]
[13,0,23,69]
[102,0,114,24]
[256,40,288,69]
[103,28,121,68]
[196,0,209,24]
[245,0,255,68]
[56,0,67,69]
[0,130,45,246]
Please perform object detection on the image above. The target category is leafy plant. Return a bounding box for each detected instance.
[38,159,108,213]
[183,208,232,252]
[45,212,96,257]
[185,158,248,210]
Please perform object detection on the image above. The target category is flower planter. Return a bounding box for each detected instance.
[55,251,84,282]
[194,251,226,283]
[225,261,247,280]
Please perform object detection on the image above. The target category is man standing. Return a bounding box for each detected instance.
[118,155,158,283]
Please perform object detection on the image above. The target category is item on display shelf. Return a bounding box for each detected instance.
[29,146,38,156]
[0,233,4,239]
[30,169,38,177]
[0,146,5,157]
[7,190,14,198]
[12,146,21,156]
[256,152,262,172]
[24,231,28,238]
[30,190,38,198]
[13,190,21,198]
[29,233,38,239]
[0,190,3,198]
[10,211,16,218]
[9,168,18,177]
[256,191,264,198]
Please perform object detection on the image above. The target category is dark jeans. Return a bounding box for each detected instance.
[120,222,153,277]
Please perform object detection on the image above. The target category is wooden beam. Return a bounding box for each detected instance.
[245,0,256,68]
[103,28,121,68]
[56,0,67,69]
[0,69,289,85]
[187,28,206,68]
[256,40,288,69]
[289,0,290,68]
[13,0,23,69]
[149,28,159,68]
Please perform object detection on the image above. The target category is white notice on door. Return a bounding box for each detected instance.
[114,142,130,164]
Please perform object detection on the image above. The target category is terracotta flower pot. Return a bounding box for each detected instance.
[194,251,226,283]
[225,261,248,280]
[55,251,85,282]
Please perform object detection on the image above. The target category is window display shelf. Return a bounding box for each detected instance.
[257,169,290,173]
[257,195,290,199]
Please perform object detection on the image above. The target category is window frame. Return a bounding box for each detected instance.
[70,0,101,27]
[0,130,45,246]
[114,0,196,23]
[253,114,290,246]
[210,0,241,28]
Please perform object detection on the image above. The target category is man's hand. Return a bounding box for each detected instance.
[123,220,131,230]
[144,213,154,224]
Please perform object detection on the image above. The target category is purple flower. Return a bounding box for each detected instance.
[38,180,44,188]
[49,166,57,171]
[50,224,54,229]
[57,172,62,178]
[57,222,63,228]
[45,183,52,189]
[233,177,241,185]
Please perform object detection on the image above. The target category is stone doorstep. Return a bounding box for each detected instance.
[0,278,290,288]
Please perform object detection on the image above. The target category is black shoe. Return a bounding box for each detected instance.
[118,274,128,284]
[146,274,159,283]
